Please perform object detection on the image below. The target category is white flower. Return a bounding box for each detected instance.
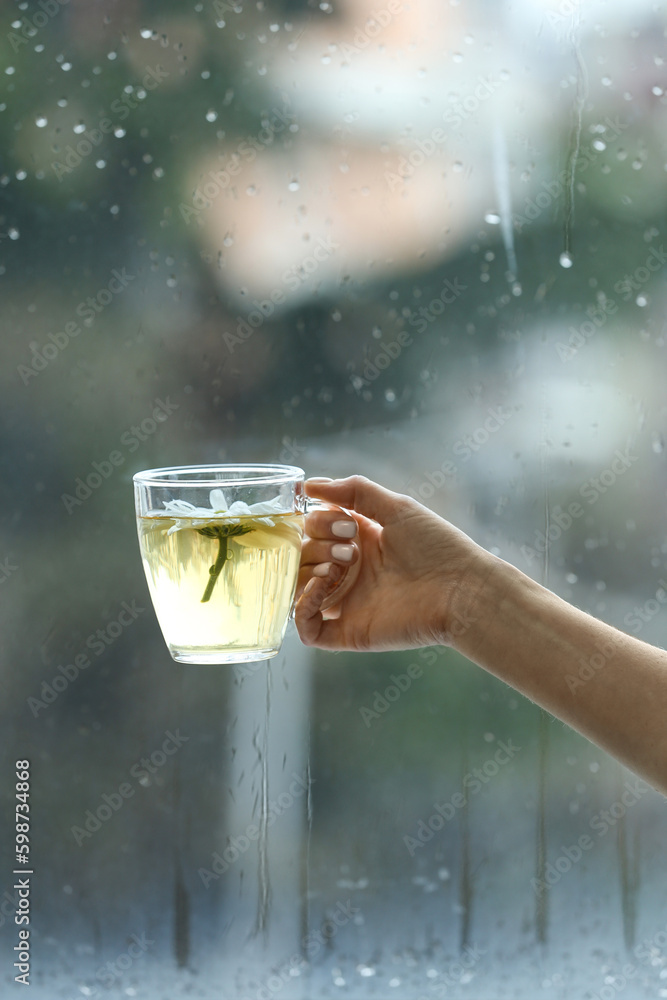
[162,488,286,534]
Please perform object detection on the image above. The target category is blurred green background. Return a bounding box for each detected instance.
[1,0,667,997]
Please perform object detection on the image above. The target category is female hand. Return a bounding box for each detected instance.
[295,475,489,651]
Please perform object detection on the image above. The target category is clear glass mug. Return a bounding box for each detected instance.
[133,464,339,664]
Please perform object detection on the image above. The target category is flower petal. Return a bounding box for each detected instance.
[249,496,287,515]
[227,500,253,516]
[209,488,228,511]
[163,499,197,514]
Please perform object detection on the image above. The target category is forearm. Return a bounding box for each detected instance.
[450,554,667,795]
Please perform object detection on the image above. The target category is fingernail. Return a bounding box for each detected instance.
[312,562,332,577]
[331,519,356,539]
[331,543,354,562]
[303,578,317,594]
[307,477,333,483]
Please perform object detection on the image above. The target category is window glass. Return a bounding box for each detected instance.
[2,0,667,997]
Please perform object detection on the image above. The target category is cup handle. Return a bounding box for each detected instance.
[289,497,354,619]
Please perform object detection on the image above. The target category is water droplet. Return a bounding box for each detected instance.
[592,139,606,151]
[559,251,573,268]
[636,294,647,307]
[95,159,106,169]
[205,109,218,122]
[114,127,126,138]
[223,233,234,246]
[110,205,119,215]
[73,122,86,134]
[152,166,164,179]
[601,76,612,86]
[140,28,152,39]
[5,67,16,76]
[566,572,578,584]
[35,116,47,128]
[484,212,500,224]
[453,160,463,172]
[8,228,20,240]
[61,62,72,72]
[384,388,396,402]
[246,185,256,195]
[287,179,300,192]
[107,51,117,60]
[15,170,27,181]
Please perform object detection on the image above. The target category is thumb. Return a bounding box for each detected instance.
[305,475,408,525]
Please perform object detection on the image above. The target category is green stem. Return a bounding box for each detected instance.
[201,534,228,603]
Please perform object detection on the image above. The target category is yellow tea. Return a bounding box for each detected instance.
[137,512,304,663]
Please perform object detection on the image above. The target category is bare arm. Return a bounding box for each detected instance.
[295,475,667,796]
[449,554,667,795]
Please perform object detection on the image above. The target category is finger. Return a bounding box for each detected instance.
[305,475,409,526]
[301,538,359,568]
[295,565,346,647]
[304,508,358,541]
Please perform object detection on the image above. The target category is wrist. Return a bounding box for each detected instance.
[440,547,521,650]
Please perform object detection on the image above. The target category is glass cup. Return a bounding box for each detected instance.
[133,464,333,664]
